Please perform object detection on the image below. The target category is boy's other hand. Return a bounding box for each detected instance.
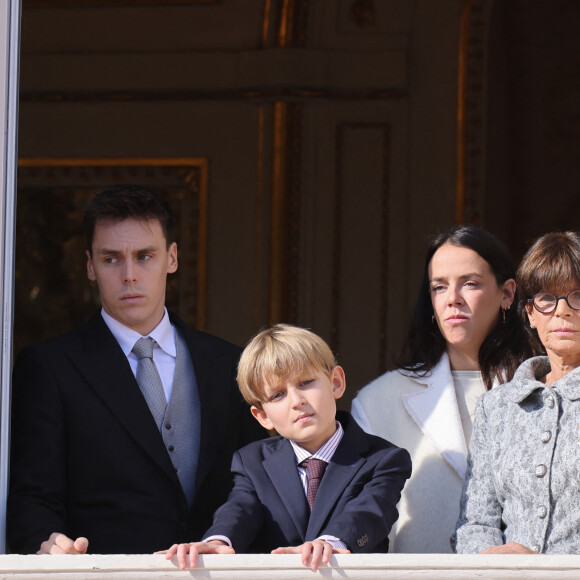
[272,539,350,571]
[156,540,235,569]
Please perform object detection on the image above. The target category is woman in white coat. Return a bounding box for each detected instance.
[351,225,533,553]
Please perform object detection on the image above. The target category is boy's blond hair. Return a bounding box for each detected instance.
[237,324,337,408]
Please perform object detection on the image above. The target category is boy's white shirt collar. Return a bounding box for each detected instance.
[101,308,176,358]
[290,420,344,464]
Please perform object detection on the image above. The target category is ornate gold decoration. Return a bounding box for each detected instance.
[269,103,302,325]
[262,0,274,47]
[265,0,313,325]
[277,0,310,48]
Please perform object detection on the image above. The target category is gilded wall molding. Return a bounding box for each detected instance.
[266,0,310,325]
[269,103,303,325]
[277,0,311,48]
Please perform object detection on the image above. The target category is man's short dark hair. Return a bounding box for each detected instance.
[84,185,175,255]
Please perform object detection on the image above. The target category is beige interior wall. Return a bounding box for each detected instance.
[17,0,463,403]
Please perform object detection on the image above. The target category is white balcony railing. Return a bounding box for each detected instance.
[0,553,579,579]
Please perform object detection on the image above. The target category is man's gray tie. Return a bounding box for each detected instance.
[132,337,167,430]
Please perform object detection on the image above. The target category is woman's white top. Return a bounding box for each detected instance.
[451,370,486,446]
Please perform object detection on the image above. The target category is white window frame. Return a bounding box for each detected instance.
[0,0,21,554]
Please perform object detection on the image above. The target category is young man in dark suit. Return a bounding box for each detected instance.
[7,185,265,555]
[160,324,412,571]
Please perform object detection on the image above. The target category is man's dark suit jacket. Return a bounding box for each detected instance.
[7,312,265,554]
[203,412,412,553]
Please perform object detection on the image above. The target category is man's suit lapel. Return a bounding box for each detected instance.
[263,439,310,541]
[306,415,367,539]
[71,313,181,488]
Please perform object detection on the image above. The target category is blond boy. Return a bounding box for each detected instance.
[160,324,411,570]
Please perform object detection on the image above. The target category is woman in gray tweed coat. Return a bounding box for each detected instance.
[454,231,580,554]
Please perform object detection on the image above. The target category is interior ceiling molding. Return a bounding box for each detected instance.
[456,0,490,225]
[17,156,207,167]
[19,88,409,104]
[331,123,391,370]
[23,0,219,7]
[16,157,208,335]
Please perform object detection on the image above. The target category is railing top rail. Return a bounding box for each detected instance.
[0,553,579,579]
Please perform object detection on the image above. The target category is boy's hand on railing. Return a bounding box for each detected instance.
[156,540,234,569]
[272,540,350,571]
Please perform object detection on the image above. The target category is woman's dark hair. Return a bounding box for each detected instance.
[517,231,580,355]
[396,224,533,390]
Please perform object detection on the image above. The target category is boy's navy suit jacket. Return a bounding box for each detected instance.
[203,411,412,553]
